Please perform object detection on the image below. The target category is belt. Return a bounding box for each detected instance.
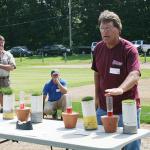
[49,99,57,102]
[0,76,9,79]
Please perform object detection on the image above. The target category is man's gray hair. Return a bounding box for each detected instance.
[0,35,5,41]
[98,10,122,31]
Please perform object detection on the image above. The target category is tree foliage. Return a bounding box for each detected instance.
[0,0,149,51]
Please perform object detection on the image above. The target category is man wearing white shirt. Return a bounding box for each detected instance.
[0,35,16,112]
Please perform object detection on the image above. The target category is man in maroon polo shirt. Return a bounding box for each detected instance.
[92,10,141,150]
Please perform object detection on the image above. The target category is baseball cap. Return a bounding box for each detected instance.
[51,69,59,75]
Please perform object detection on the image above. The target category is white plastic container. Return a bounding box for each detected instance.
[81,97,97,130]
[31,94,43,123]
[122,100,137,134]
[3,94,15,120]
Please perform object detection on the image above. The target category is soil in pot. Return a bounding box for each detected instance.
[62,112,79,129]
[16,107,30,122]
[101,115,119,133]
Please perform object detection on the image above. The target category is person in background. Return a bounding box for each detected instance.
[0,35,16,113]
[91,10,141,150]
[43,69,67,119]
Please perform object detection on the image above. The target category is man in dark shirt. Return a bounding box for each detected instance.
[43,70,67,119]
[92,10,141,150]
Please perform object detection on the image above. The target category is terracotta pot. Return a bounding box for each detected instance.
[62,112,79,129]
[16,107,30,122]
[101,115,119,133]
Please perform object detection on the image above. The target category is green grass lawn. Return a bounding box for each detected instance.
[19,102,150,124]
[11,67,93,95]
[141,69,150,79]
[9,54,150,123]
[139,55,150,63]
[15,54,92,66]
[11,55,150,96]
[72,102,150,124]
[140,106,150,124]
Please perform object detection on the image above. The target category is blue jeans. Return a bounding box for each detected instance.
[96,108,141,150]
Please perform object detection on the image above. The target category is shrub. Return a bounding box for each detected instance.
[31,91,42,96]
[82,96,93,101]
[1,87,13,95]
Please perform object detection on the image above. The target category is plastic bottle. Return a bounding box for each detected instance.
[106,96,113,116]
[66,94,72,113]
[19,91,25,109]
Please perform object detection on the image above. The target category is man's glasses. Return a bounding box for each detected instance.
[99,26,114,32]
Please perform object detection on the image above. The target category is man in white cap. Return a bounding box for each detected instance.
[43,69,67,119]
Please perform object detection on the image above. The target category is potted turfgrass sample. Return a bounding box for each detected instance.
[101,96,119,133]
[30,91,43,123]
[2,87,15,120]
[16,107,30,122]
[16,91,30,122]
[62,94,79,129]
[62,112,79,129]
[81,96,98,130]
[101,115,119,133]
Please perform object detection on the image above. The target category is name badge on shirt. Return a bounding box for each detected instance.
[56,89,60,92]
[109,67,120,75]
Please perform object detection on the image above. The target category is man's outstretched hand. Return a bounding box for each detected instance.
[105,88,123,96]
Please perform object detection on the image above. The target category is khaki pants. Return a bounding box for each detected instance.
[0,78,10,87]
[44,94,67,115]
[0,78,10,107]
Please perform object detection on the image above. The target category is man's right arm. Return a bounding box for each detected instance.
[0,64,15,71]
[94,71,100,110]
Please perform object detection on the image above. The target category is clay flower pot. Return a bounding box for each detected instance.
[16,107,30,122]
[101,115,119,133]
[62,112,79,129]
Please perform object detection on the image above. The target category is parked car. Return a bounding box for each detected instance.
[91,42,97,53]
[37,44,71,56]
[73,46,91,54]
[9,46,33,57]
[131,40,150,55]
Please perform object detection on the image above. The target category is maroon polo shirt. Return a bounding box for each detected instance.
[91,38,141,114]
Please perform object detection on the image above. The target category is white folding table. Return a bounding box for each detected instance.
[0,117,149,150]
